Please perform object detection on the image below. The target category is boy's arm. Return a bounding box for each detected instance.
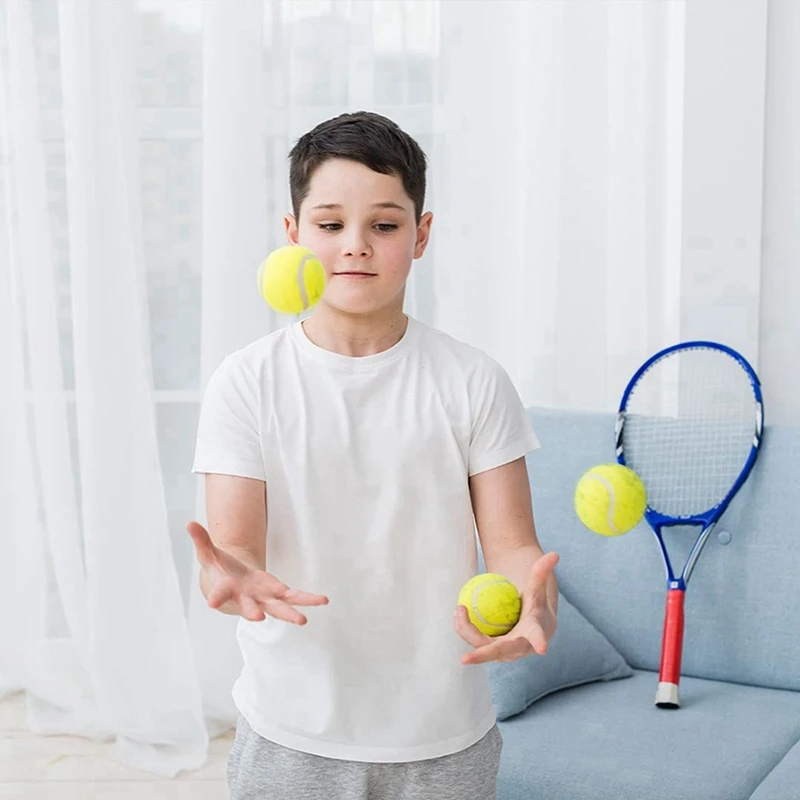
[470,457,557,609]
[189,474,329,622]
[203,473,267,571]
[454,456,559,665]
[196,473,267,615]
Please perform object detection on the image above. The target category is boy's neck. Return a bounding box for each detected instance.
[301,305,409,357]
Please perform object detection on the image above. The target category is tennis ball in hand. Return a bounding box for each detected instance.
[574,463,647,537]
[458,573,522,637]
[257,245,326,315]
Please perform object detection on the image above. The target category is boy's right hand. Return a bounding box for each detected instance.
[186,521,329,625]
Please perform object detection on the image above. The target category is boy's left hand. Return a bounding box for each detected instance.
[454,551,559,666]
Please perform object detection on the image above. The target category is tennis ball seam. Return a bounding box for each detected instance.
[584,473,622,534]
[470,579,518,632]
[257,246,326,315]
[296,252,314,308]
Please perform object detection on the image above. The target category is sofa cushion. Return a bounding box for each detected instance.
[496,670,800,800]
[476,549,632,719]
[749,738,800,800]
[525,407,800,692]
[487,593,633,720]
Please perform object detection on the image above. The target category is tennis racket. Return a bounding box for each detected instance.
[615,341,764,708]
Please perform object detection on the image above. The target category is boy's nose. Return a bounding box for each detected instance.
[341,235,372,259]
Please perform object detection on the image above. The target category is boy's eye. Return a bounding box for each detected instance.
[317,222,399,233]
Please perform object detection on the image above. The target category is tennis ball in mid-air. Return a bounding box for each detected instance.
[458,573,522,637]
[257,245,326,315]
[574,463,647,537]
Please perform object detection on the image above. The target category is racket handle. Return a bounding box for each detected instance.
[656,588,685,709]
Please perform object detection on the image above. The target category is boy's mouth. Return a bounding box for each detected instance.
[334,271,377,278]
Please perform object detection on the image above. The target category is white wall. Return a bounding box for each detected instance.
[760,0,800,427]
[679,0,767,369]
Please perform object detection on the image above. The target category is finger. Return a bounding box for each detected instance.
[251,575,329,607]
[206,579,234,609]
[250,578,319,607]
[261,597,308,626]
[453,605,493,649]
[462,636,533,666]
[186,521,216,566]
[283,588,330,606]
[526,551,560,593]
[525,622,550,655]
[239,596,266,622]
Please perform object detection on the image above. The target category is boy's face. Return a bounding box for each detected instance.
[285,158,432,319]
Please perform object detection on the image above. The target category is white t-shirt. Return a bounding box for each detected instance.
[191,316,539,763]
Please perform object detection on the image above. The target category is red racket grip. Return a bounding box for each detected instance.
[659,588,685,686]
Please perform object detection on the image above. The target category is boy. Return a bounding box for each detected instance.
[187,111,559,800]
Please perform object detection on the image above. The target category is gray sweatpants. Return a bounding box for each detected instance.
[227,714,503,800]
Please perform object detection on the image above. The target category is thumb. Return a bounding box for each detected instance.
[186,520,217,566]
[527,551,560,592]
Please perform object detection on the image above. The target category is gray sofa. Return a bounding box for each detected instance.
[488,407,800,800]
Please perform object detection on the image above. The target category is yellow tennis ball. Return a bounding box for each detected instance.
[458,573,521,637]
[574,463,647,537]
[257,245,326,315]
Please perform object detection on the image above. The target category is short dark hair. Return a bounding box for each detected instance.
[289,111,427,223]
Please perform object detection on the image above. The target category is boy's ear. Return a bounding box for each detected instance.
[414,211,434,259]
[284,214,299,245]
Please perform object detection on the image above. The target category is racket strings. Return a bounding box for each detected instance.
[622,348,759,517]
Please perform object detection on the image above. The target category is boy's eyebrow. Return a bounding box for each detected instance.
[310,201,408,212]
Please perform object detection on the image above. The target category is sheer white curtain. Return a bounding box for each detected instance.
[0,0,793,778]
[0,0,207,776]
[761,0,800,425]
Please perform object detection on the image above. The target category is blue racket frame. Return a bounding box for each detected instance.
[615,340,764,589]
[615,341,764,707]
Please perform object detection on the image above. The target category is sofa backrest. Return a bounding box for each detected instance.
[525,406,800,692]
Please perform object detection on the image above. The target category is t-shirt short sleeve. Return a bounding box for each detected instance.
[191,355,266,481]
[468,358,540,477]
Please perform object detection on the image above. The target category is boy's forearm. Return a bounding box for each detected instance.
[486,544,559,608]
